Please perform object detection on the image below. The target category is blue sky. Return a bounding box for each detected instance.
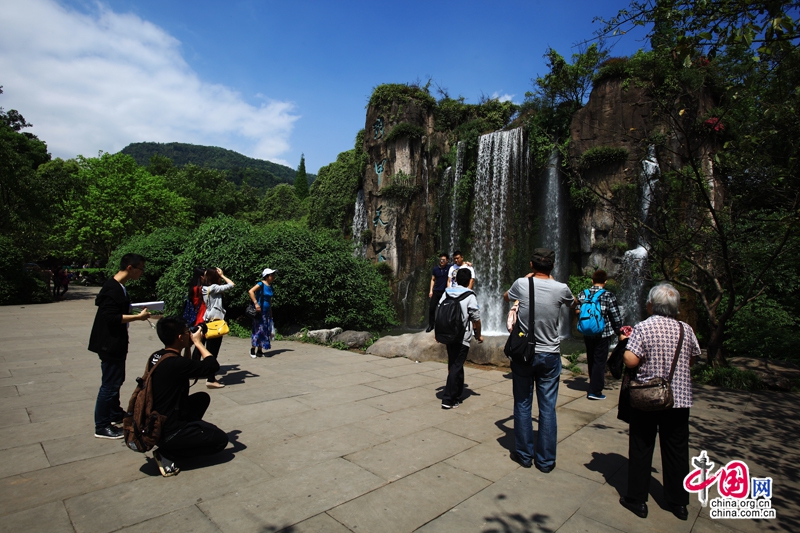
[1,0,650,173]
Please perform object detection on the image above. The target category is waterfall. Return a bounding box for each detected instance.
[351,189,368,257]
[619,146,659,325]
[471,128,528,334]
[539,148,571,338]
[448,141,466,256]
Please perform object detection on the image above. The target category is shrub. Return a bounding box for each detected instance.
[691,364,765,391]
[106,227,191,302]
[380,170,422,201]
[383,122,425,144]
[578,146,630,170]
[153,217,397,331]
[724,296,797,361]
[369,83,436,113]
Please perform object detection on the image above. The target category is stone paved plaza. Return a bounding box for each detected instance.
[0,285,797,532]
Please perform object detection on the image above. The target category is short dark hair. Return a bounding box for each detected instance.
[455,267,472,287]
[592,270,608,284]
[156,316,187,345]
[439,252,448,259]
[453,250,463,258]
[120,253,146,271]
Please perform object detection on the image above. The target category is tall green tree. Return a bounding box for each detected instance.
[582,0,800,366]
[294,154,309,200]
[59,152,191,262]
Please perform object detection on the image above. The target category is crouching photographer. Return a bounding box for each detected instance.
[148,316,229,476]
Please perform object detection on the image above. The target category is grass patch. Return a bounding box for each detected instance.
[691,364,765,391]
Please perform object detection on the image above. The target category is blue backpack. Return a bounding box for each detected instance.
[577,289,606,336]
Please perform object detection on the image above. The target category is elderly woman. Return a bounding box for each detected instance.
[620,282,700,521]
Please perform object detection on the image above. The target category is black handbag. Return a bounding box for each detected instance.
[504,277,536,365]
[608,338,628,379]
[245,302,259,318]
[628,323,684,411]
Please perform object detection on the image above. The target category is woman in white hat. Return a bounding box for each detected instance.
[247,268,276,357]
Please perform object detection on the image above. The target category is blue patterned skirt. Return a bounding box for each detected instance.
[251,311,273,350]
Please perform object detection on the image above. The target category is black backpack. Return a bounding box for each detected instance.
[434,291,472,344]
[122,350,178,453]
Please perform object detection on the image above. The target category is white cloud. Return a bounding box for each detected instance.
[0,0,298,162]
[491,91,516,103]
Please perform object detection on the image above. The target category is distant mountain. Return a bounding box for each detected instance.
[120,142,314,190]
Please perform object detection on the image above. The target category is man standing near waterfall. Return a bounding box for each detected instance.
[577,269,624,400]
[448,251,475,289]
[503,248,578,472]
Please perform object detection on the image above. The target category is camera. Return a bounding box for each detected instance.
[189,323,208,335]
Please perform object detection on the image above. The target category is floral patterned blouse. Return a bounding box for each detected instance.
[626,315,701,408]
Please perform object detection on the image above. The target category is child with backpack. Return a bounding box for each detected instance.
[576,270,625,400]
[434,268,482,409]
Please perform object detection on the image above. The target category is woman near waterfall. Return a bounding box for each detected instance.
[248,268,276,357]
[619,282,700,521]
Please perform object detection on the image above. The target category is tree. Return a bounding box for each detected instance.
[59,152,191,262]
[294,154,309,200]
[251,183,304,224]
[308,132,367,233]
[580,1,800,366]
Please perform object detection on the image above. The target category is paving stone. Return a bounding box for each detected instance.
[0,443,51,478]
[26,398,95,424]
[0,385,18,398]
[416,467,602,532]
[2,388,94,411]
[243,424,388,477]
[197,458,385,532]
[0,414,90,451]
[329,462,491,533]
[438,405,508,443]
[0,407,30,428]
[0,450,148,516]
[357,385,435,413]
[65,455,270,533]
[364,372,441,393]
[41,433,130,466]
[272,401,385,437]
[366,363,433,379]
[307,371,383,389]
[116,505,222,533]
[220,382,321,405]
[444,440,521,482]
[294,384,385,409]
[0,501,74,533]
[558,512,638,533]
[203,396,312,428]
[353,402,452,440]
[279,512,352,533]
[345,427,478,482]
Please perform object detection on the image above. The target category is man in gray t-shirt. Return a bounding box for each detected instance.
[503,248,577,472]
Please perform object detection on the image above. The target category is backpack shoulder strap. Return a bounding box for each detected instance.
[591,289,605,301]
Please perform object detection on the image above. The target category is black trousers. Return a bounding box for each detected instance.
[627,407,690,506]
[429,290,445,329]
[584,336,610,395]
[193,336,223,382]
[443,343,469,405]
[158,392,228,461]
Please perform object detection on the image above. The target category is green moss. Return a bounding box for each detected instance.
[383,122,426,144]
[369,83,436,113]
[381,170,422,201]
[578,146,629,170]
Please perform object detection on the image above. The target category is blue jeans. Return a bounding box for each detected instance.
[94,358,126,431]
[511,352,561,468]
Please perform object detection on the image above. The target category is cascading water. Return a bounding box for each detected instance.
[351,189,368,257]
[619,146,659,325]
[539,148,571,338]
[448,141,466,255]
[471,128,529,334]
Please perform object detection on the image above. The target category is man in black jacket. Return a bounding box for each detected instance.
[149,316,229,477]
[89,253,151,439]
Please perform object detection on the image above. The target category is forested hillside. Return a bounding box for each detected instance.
[120,142,314,189]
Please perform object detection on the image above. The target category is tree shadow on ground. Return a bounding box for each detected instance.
[483,495,555,533]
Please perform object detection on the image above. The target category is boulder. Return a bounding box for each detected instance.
[306,327,343,343]
[465,336,509,366]
[407,330,447,362]
[366,333,414,358]
[332,330,373,349]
